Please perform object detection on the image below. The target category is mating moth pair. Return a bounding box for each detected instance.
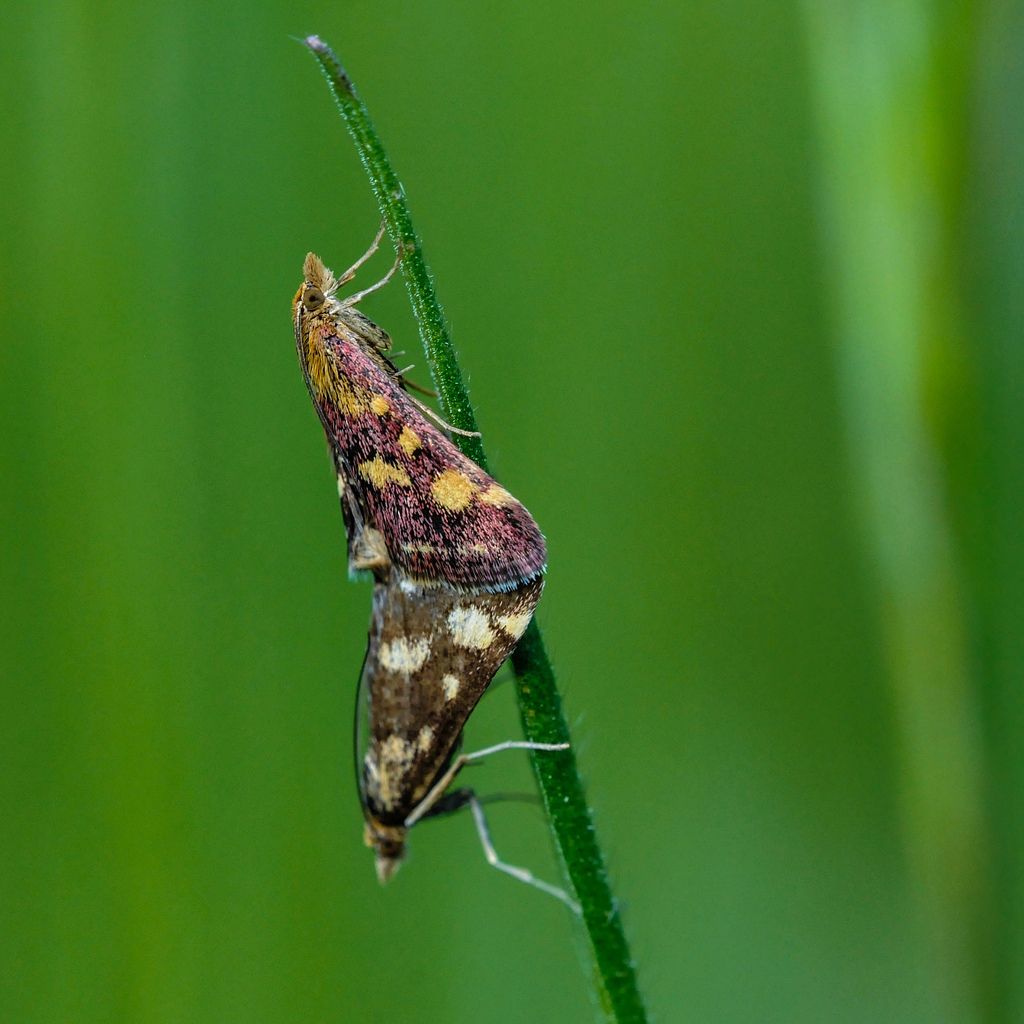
[292,227,573,908]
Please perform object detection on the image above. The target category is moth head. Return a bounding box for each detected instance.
[363,820,407,885]
[300,252,338,312]
[301,283,326,311]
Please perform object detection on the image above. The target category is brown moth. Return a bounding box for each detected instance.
[293,227,574,908]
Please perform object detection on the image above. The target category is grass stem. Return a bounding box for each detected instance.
[304,35,648,1023]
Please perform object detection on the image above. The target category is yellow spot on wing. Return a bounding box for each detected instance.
[334,382,367,415]
[479,483,515,507]
[304,330,367,413]
[304,331,335,399]
[359,458,411,488]
[370,394,390,415]
[398,425,422,456]
[431,469,476,511]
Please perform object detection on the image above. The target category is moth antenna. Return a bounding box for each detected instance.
[337,220,388,286]
[339,249,401,307]
[408,393,482,438]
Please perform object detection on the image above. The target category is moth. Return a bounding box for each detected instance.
[293,226,574,908]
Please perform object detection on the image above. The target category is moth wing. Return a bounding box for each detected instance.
[322,327,546,589]
[357,575,543,825]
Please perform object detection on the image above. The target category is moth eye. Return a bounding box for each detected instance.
[303,285,325,311]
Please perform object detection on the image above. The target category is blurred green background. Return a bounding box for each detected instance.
[2,2,1021,1021]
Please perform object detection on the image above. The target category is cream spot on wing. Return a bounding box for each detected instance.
[381,735,413,762]
[431,469,476,511]
[416,725,435,752]
[370,735,417,809]
[447,605,495,650]
[358,457,411,488]
[401,576,443,591]
[336,473,346,497]
[497,611,533,640]
[402,542,435,555]
[442,674,460,701]
[478,483,515,507]
[370,394,390,415]
[379,637,430,673]
[398,426,422,456]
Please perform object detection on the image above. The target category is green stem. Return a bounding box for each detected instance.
[304,35,647,1024]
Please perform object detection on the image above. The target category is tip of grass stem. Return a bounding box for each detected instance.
[302,35,356,95]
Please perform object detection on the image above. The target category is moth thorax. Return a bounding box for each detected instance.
[364,820,408,885]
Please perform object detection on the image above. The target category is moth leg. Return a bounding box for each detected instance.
[418,786,474,820]
[337,220,387,286]
[391,363,436,397]
[349,525,391,572]
[404,740,568,829]
[468,793,581,914]
[339,249,402,308]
